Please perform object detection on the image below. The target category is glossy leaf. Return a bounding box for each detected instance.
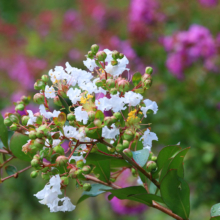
[160,170,190,219]
[10,132,34,162]
[77,184,112,204]
[95,110,104,122]
[58,95,69,113]
[0,114,9,148]
[54,112,66,126]
[105,186,164,206]
[5,165,17,175]
[211,203,220,217]
[93,159,110,183]
[132,72,142,86]
[132,148,149,167]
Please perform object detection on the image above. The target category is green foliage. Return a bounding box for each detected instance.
[5,165,17,175]
[210,203,220,217]
[132,148,149,167]
[0,114,9,148]
[93,160,110,183]
[132,72,142,86]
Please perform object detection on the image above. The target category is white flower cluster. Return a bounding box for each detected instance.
[34,175,75,212]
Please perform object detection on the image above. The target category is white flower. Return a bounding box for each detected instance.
[83,57,97,71]
[39,105,61,119]
[140,99,158,117]
[74,106,88,124]
[140,129,158,150]
[67,88,82,104]
[55,197,76,212]
[45,139,61,148]
[102,124,120,139]
[27,110,37,125]
[63,126,78,139]
[69,154,86,163]
[137,177,143,185]
[124,91,143,106]
[49,66,70,83]
[95,97,112,112]
[45,85,56,99]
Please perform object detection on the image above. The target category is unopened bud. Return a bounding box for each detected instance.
[41,173,50,181]
[110,88,117,95]
[10,123,18,131]
[15,104,24,111]
[123,129,134,141]
[91,145,98,153]
[88,111,96,122]
[21,96,30,105]
[54,145,64,155]
[107,147,115,153]
[22,116,30,125]
[87,51,94,59]
[69,167,77,178]
[117,79,129,92]
[104,117,112,126]
[95,79,103,87]
[123,149,133,158]
[151,156,157,161]
[82,165,92,174]
[67,113,75,121]
[33,93,45,105]
[112,50,120,60]
[96,51,107,61]
[131,168,137,177]
[110,178,116,182]
[91,44,99,54]
[56,156,68,166]
[29,131,37,140]
[145,67,153,75]
[110,116,117,123]
[74,169,83,178]
[122,140,129,149]
[30,171,38,178]
[76,160,84,169]
[116,144,124,152]
[31,158,40,167]
[83,183,91,191]
[41,75,49,82]
[113,112,122,120]
[106,79,115,89]
[146,161,157,172]
[61,176,69,185]
[4,117,12,127]
[34,138,45,149]
[36,130,45,138]
[119,53,124,59]
[9,114,19,124]
[94,119,102,128]
[111,60,118,66]
[54,96,62,106]
[34,80,45,90]
[52,132,60,139]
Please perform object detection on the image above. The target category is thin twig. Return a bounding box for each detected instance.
[0,149,10,154]
[0,156,15,168]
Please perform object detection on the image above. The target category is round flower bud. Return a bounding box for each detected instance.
[94,119,102,128]
[145,67,153,75]
[56,156,68,166]
[146,161,157,172]
[10,123,18,131]
[148,152,153,160]
[74,169,83,178]
[117,78,129,92]
[123,149,133,158]
[123,129,134,141]
[91,44,99,54]
[22,116,30,125]
[9,114,19,124]
[31,158,40,167]
[69,121,76,126]
[83,183,91,191]
[30,171,38,178]
[110,178,116,182]
[36,130,45,138]
[95,79,103,87]
[76,160,84,169]
[4,117,12,127]
[69,167,77,178]
[15,104,24,111]
[112,50,120,60]
[82,165,92,174]
[41,173,50,181]
[119,53,124,59]
[61,176,69,186]
[54,145,64,155]
[110,116,117,123]
[96,51,107,61]
[29,131,37,140]
[116,144,124,152]
[113,112,122,120]
[106,79,115,89]
[151,156,157,161]
[110,88,118,95]
[107,146,115,153]
[21,96,30,105]
[131,168,137,177]
[67,113,75,121]
[122,140,129,149]
[87,51,94,59]
[111,60,118,66]
[52,132,60,139]
[33,154,40,160]
[34,138,45,149]
[104,117,112,126]
[54,96,62,106]
[88,111,96,122]
[33,93,45,105]
[34,80,45,90]
[41,75,49,82]
[91,145,98,153]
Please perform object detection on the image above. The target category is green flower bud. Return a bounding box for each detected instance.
[110,116,117,123]
[107,146,116,153]
[122,140,129,149]
[41,173,50,181]
[22,116,30,126]
[87,51,94,59]
[21,96,30,105]
[36,130,45,138]
[91,145,98,153]
[69,167,77,178]
[123,149,133,158]
[111,60,118,66]
[148,152,153,160]
[94,119,102,128]
[106,79,115,89]
[145,67,153,75]
[69,121,76,126]
[41,75,49,82]
[74,169,83,178]
[34,138,45,149]
[88,111,96,122]
[56,156,68,166]
[29,131,37,140]
[67,113,75,121]
[34,80,45,90]
[151,156,157,161]
[30,171,38,178]
[54,96,62,106]
[118,53,124,59]
[4,117,12,127]
[76,160,84,169]
[116,144,124,152]
[83,183,91,191]
[96,51,107,61]
[110,88,118,95]
[54,145,64,155]
[10,123,18,131]
[9,114,19,124]
[91,44,99,54]
[113,112,122,120]
[82,165,92,174]
[33,93,45,105]
[146,161,157,172]
[61,176,69,185]
[31,158,40,167]
[123,129,134,141]
[52,132,60,139]
[112,50,120,60]
[15,104,24,111]
[95,79,103,87]
[117,79,129,92]
[33,154,40,160]
[104,117,112,126]
[131,168,137,177]
[36,116,43,125]
[110,178,116,183]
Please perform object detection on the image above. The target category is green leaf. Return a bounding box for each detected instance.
[105,186,164,206]
[160,170,190,219]
[211,203,220,217]
[132,148,149,167]
[0,114,9,148]
[93,159,110,183]
[77,184,112,204]
[157,145,181,171]
[5,165,17,175]
[210,217,220,220]
[95,110,104,122]
[58,95,70,113]
[54,112,66,126]
[95,60,103,69]
[10,132,34,162]
[132,72,142,86]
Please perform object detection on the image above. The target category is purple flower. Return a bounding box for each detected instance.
[199,0,218,7]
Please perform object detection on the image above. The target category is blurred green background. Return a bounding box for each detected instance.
[0,0,220,219]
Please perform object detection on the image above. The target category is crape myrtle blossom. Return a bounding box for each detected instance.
[140,128,158,150]
[39,104,61,119]
[27,110,37,125]
[45,85,56,99]
[102,124,120,139]
[141,99,158,117]
[67,88,82,104]
[124,91,143,106]
[74,106,89,124]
